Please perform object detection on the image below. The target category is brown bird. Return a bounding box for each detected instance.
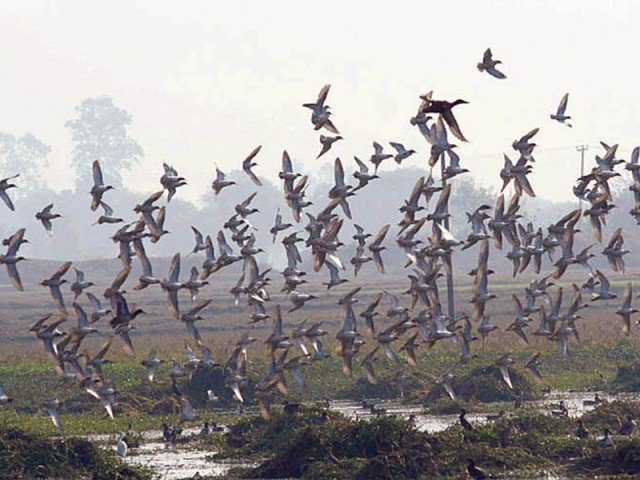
[420,91,469,142]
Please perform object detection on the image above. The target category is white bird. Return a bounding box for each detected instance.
[116,432,128,458]
[44,399,63,429]
[0,382,13,403]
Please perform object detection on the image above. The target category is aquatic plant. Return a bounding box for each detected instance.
[0,427,150,480]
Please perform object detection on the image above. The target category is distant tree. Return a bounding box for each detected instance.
[0,133,51,189]
[449,176,496,235]
[66,96,144,189]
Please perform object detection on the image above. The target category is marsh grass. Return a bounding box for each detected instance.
[0,426,150,480]
[2,340,640,436]
[212,406,640,479]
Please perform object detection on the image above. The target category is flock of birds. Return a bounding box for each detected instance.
[0,48,639,461]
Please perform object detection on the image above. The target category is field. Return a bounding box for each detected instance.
[2,259,640,479]
[2,260,640,426]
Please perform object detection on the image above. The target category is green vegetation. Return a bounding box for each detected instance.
[0,427,149,480]
[582,400,640,431]
[423,364,541,406]
[211,405,640,479]
[612,360,640,392]
[3,341,640,437]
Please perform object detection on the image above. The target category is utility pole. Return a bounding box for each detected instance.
[440,149,456,320]
[576,145,589,209]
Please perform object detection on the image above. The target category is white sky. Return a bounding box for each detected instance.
[0,0,638,202]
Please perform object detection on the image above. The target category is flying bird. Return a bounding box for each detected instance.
[90,160,114,211]
[389,142,416,164]
[303,84,340,133]
[550,93,572,127]
[420,91,469,142]
[0,174,19,211]
[317,135,343,159]
[242,146,263,186]
[211,167,236,195]
[35,204,62,236]
[477,48,507,79]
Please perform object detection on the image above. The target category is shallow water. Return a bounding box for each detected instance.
[115,390,640,479]
[332,390,640,433]
[124,441,255,480]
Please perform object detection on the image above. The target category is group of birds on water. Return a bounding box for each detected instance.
[0,48,639,465]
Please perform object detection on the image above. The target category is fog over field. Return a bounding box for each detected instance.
[0,0,639,265]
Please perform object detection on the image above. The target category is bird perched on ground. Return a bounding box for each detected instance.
[116,432,128,458]
[466,459,488,479]
[601,428,615,447]
[0,382,13,403]
[576,419,589,439]
[459,408,474,431]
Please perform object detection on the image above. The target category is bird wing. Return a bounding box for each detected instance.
[499,366,513,389]
[92,160,104,186]
[52,261,72,281]
[557,93,569,115]
[0,190,15,211]
[442,109,467,142]
[487,66,507,79]
[191,226,204,246]
[372,251,385,274]
[483,48,493,63]
[372,224,390,246]
[334,158,345,186]
[6,263,23,291]
[168,253,181,283]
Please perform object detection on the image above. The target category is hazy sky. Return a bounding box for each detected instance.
[0,0,638,202]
